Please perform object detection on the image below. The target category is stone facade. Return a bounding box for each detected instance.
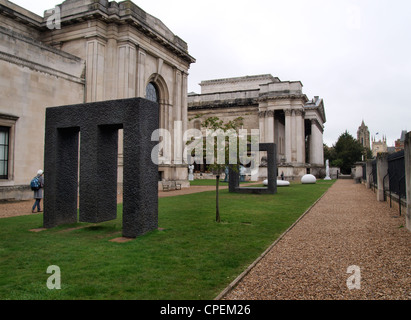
[188,74,326,180]
[372,135,388,157]
[0,0,195,200]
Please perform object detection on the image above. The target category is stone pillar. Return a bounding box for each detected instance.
[295,109,305,163]
[265,110,274,143]
[136,48,146,97]
[284,109,292,163]
[376,152,389,202]
[104,35,118,100]
[181,72,189,145]
[258,111,265,143]
[117,41,136,99]
[404,132,411,231]
[310,119,324,166]
[354,162,364,183]
[86,37,106,102]
[365,159,373,189]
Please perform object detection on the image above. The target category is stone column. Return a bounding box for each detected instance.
[104,35,118,100]
[376,152,389,202]
[265,110,275,143]
[117,41,136,99]
[181,72,188,142]
[404,132,411,231]
[310,119,324,166]
[136,48,146,97]
[284,109,292,163]
[258,111,266,143]
[295,109,305,163]
[86,37,106,102]
[180,72,189,167]
[171,69,182,165]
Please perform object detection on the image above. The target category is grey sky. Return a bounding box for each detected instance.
[12,0,411,147]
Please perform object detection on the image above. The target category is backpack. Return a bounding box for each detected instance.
[30,176,41,191]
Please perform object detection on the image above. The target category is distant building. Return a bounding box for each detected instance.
[372,135,388,157]
[395,130,408,152]
[357,120,370,150]
[187,74,326,180]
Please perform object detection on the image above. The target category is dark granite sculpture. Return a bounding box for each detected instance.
[229,143,277,194]
[43,98,159,238]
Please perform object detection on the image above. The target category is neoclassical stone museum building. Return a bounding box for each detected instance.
[0,0,326,200]
[0,0,195,200]
[188,75,326,180]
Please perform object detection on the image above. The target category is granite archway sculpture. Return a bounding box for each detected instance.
[43,98,159,238]
[229,143,277,194]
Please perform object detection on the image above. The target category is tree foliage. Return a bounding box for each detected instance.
[324,130,367,174]
[196,116,244,222]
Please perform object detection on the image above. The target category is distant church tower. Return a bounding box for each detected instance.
[357,120,370,150]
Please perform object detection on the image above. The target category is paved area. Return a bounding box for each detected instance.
[0,184,230,219]
[222,179,411,300]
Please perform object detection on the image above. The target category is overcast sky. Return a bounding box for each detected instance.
[12,0,411,146]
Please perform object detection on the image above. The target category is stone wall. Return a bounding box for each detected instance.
[0,25,85,200]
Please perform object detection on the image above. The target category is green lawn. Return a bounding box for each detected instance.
[0,180,334,300]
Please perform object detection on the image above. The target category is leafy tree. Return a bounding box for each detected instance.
[323,143,336,163]
[330,131,364,174]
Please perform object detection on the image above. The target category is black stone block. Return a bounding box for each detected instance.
[229,143,277,194]
[43,98,159,238]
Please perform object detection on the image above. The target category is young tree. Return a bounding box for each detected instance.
[190,116,244,222]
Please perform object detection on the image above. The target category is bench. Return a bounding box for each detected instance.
[162,181,182,191]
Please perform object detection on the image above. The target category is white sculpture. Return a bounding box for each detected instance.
[324,159,331,180]
[188,165,194,181]
[263,179,290,187]
[301,174,316,184]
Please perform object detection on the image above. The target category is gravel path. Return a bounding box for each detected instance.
[223,179,411,300]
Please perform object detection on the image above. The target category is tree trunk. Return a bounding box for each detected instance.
[216,175,220,222]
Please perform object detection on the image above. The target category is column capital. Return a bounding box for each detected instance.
[258,111,266,118]
[295,108,305,116]
[266,110,275,117]
[284,109,292,117]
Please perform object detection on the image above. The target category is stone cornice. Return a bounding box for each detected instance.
[258,93,309,103]
[0,0,195,65]
[0,51,85,84]
[188,98,259,110]
[200,74,278,86]
[51,1,195,64]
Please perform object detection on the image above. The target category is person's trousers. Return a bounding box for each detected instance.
[32,199,41,212]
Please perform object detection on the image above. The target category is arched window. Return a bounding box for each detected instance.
[146,82,159,103]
